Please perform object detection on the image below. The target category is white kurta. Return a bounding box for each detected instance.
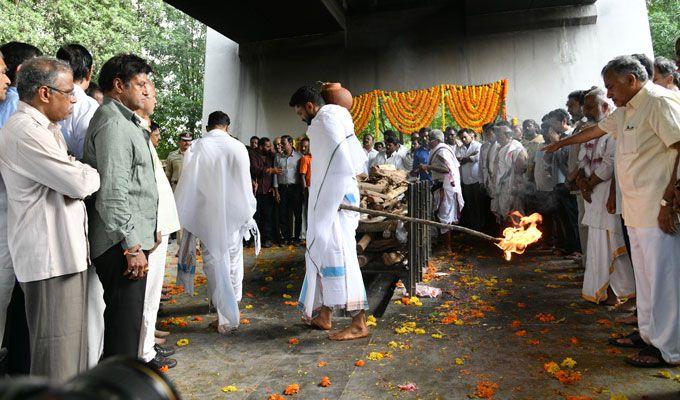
[298,105,368,319]
[140,142,181,361]
[429,143,464,228]
[579,133,636,303]
[494,139,526,219]
[174,129,258,333]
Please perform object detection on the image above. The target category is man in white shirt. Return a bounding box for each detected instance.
[545,55,680,368]
[176,111,259,334]
[55,43,106,369]
[135,81,179,370]
[362,133,378,174]
[371,136,408,171]
[493,125,528,221]
[56,44,99,160]
[0,57,100,380]
[576,88,635,305]
[456,128,484,230]
[273,135,303,244]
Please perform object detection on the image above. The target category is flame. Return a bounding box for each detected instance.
[496,212,543,260]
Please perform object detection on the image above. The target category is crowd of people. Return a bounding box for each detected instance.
[0,34,678,385]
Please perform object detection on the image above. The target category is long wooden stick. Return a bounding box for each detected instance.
[339,204,500,243]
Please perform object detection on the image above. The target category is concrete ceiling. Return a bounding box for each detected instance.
[164,0,598,44]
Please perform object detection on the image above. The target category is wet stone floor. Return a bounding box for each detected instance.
[158,237,680,400]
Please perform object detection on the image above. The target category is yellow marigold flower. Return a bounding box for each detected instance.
[431,333,443,339]
[658,370,673,379]
[560,357,577,369]
[366,315,377,327]
[245,304,253,310]
[176,338,189,347]
[388,341,398,348]
[414,328,426,335]
[264,276,273,281]
[543,361,560,375]
[610,395,628,400]
[286,283,294,289]
[367,351,384,361]
[221,385,238,393]
[282,294,292,299]
[455,358,464,365]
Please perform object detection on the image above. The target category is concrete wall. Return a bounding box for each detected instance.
[201,0,653,141]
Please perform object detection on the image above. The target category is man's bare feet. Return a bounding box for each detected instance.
[329,311,369,341]
[209,319,219,331]
[616,313,638,325]
[311,306,332,330]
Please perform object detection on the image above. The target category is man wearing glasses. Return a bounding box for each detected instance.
[0,57,100,379]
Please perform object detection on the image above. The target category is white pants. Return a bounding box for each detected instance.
[581,227,635,303]
[202,232,244,334]
[87,266,105,367]
[628,226,680,364]
[139,235,169,362]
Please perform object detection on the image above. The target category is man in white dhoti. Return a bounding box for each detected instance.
[289,85,369,341]
[545,56,680,367]
[493,125,528,220]
[420,129,464,231]
[174,111,259,334]
[576,88,636,305]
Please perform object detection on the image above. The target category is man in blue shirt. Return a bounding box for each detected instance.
[409,132,431,182]
[0,42,42,127]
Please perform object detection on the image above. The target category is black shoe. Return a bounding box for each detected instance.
[154,343,176,357]
[146,354,177,370]
[262,240,273,248]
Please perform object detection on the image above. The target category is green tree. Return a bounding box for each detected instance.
[647,0,680,60]
[0,0,206,158]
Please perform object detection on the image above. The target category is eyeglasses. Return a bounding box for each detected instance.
[45,86,75,98]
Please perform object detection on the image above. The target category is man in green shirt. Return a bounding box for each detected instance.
[83,54,162,368]
[165,132,192,191]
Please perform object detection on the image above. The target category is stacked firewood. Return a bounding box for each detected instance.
[356,165,409,268]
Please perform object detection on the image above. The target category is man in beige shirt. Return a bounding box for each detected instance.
[0,57,100,380]
[165,133,192,191]
[544,55,680,368]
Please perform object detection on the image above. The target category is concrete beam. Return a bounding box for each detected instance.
[465,4,598,36]
[238,32,345,57]
[320,0,347,30]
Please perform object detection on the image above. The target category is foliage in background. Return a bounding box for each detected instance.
[646,0,680,61]
[0,0,206,158]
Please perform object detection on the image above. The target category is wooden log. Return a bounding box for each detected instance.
[366,238,400,252]
[358,254,371,268]
[358,181,388,193]
[384,185,408,200]
[356,234,372,254]
[382,252,404,266]
[357,221,395,233]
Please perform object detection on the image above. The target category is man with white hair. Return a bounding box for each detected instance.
[493,125,527,220]
[545,55,680,367]
[0,57,100,379]
[420,129,464,230]
[576,88,635,305]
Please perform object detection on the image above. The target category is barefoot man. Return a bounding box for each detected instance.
[288,85,369,341]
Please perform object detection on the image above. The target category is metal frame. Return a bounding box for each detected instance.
[406,180,431,296]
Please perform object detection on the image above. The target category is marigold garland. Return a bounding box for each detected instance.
[348,79,507,136]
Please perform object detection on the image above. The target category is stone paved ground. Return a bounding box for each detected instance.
[159,237,680,400]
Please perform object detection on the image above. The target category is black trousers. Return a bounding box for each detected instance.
[278,184,303,241]
[255,194,275,242]
[553,184,581,253]
[460,182,486,232]
[2,281,30,375]
[93,245,148,359]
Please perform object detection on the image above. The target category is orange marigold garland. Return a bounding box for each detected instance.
[444,79,507,132]
[349,90,377,135]
[380,86,441,134]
